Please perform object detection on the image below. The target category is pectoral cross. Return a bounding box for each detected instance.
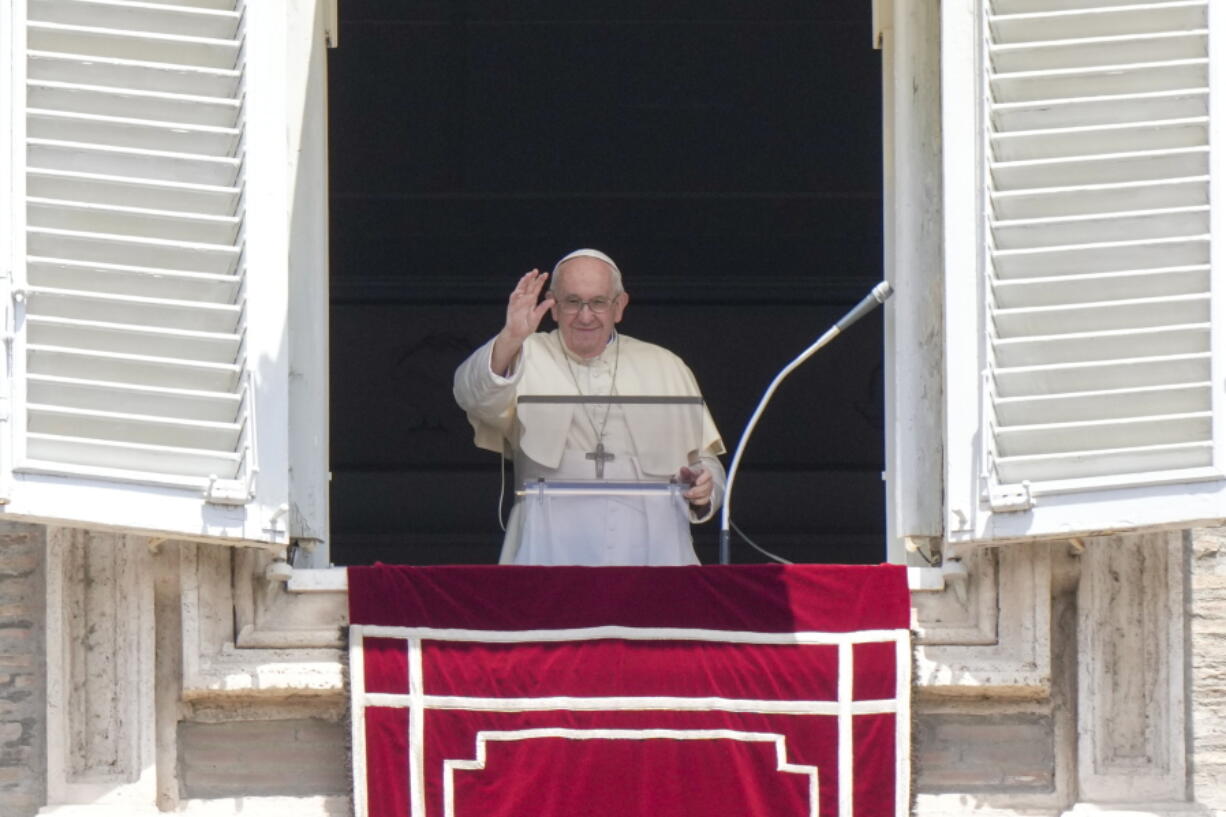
[586,442,615,479]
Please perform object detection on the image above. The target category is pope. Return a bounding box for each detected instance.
[453,248,727,565]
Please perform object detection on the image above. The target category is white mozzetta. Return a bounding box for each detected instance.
[944,0,1226,543]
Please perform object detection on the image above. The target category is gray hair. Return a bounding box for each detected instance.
[550,248,624,295]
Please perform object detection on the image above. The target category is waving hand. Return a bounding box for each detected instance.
[491,270,554,375]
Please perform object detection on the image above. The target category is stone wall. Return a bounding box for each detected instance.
[912,535,1192,815]
[178,718,349,799]
[15,522,1222,815]
[911,542,1075,813]
[1190,526,1226,810]
[914,709,1057,793]
[0,523,46,817]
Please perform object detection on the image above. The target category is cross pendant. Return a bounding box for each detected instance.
[586,442,615,479]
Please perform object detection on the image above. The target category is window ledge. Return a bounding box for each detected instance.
[907,565,947,592]
[287,566,348,593]
[287,566,949,593]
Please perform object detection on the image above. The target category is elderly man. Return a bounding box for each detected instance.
[454,248,726,565]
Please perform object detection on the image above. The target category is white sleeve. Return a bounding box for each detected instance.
[688,453,726,524]
[453,335,524,425]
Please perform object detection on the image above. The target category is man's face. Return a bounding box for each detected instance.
[550,257,628,359]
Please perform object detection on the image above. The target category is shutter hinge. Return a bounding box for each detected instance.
[988,481,1035,513]
[204,474,254,506]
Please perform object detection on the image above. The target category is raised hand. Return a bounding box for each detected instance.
[491,270,554,376]
[503,269,554,343]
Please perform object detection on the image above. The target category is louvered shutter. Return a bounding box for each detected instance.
[0,0,305,546]
[944,0,1226,544]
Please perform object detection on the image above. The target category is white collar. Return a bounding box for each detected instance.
[558,330,619,365]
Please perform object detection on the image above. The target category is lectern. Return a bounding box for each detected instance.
[509,395,708,565]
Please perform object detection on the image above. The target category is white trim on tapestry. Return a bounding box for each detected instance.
[349,627,369,817]
[441,729,820,817]
[360,692,901,716]
[408,636,426,817]
[277,566,942,593]
[355,623,907,646]
[350,623,912,817]
[894,633,913,817]
[838,641,854,817]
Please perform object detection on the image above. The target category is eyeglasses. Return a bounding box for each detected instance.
[556,294,619,314]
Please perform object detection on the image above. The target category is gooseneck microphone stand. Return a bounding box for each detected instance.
[718,281,894,565]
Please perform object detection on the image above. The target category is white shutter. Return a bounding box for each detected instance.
[944,0,1226,544]
[0,0,305,546]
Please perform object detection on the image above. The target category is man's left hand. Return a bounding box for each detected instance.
[679,465,712,508]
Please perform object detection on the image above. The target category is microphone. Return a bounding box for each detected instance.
[718,281,894,565]
[837,281,894,331]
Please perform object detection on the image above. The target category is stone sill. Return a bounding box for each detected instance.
[284,565,950,592]
[914,795,1210,817]
[287,567,348,592]
[40,796,350,816]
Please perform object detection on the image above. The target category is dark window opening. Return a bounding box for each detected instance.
[327,1,884,566]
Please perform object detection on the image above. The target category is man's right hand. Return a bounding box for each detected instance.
[491,270,554,376]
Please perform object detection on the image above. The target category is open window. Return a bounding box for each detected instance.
[943,0,1224,545]
[0,0,329,550]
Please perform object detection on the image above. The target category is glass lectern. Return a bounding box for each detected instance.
[509,395,707,565]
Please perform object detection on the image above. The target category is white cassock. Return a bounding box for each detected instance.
[454,330,726,565]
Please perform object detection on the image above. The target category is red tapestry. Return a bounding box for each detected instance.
[348,564,911,817]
